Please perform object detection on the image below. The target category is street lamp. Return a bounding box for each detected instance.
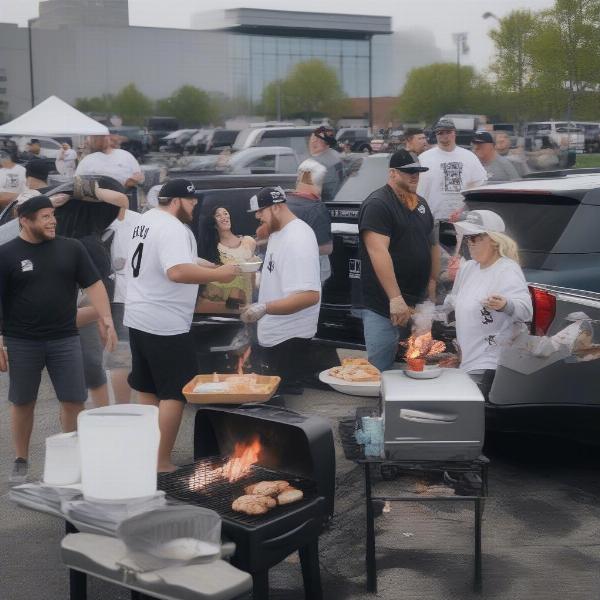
[482,12,500,22]
[452,32,469,108]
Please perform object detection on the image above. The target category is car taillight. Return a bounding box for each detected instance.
[529,286,556,335]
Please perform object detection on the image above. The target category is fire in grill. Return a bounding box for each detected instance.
[158,457,317,526]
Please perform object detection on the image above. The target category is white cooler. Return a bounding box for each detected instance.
[382,369,484,461]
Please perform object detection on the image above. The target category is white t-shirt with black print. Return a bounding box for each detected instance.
[257,218,321,347]
[417,146,487,221]
[0,164,26,196]
[124,208,198,335]
[444,257,533,373]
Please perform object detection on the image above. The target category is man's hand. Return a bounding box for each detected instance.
[0,341,7,372]
[50,193,70,208]
[97,316,117,352]
[213,264,241,283]
[240,303,267,323]
[389,295,411,327]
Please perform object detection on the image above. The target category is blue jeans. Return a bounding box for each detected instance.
[361,309,409,372]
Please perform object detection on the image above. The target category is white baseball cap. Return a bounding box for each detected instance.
[454,210,505,235]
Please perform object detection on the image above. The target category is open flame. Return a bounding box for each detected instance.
[237,346,252,375]
[188,435,262,491]
[405,331,446,360]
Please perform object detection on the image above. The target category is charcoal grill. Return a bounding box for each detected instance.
[160,404,335,600]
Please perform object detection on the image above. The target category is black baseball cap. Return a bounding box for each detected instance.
[471,131,495,144]
[434,118,457,132]
[29,138,40,144]
[389,149,428,173]
[17,195,53,217]
[26,160,51,181]
[313,126,336,147]
[247,186,287,213]
[157,178,197,201]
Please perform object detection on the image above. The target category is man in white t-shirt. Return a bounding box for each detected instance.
[76,135,144,188]
[0,151,27,208]
[417,119,488,221]
[241,186,321,395]
[124,178,239,472]
[56,143,78,178]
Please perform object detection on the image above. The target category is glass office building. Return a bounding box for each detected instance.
[230,34,371,102]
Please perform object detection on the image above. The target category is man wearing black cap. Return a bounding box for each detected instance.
[21,139,42,161]
[124,178,239,473]
[25,161,52,192]
[0,195,116,482]
[417,118,487,220]
[471,131,520,181]
[309,126,344,201]
[241,186,321,394]
[358,150,440,371]
[0,150,26,208]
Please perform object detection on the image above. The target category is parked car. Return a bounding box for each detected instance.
[572,121,600,154]
[336,128,372,153]
[145,116,179,150]
[169,147,300,177]
[205,129,241,154]
[159,129,198,154]
[522,121,585,154]
[232,126,313,161]
[109,126,148,160]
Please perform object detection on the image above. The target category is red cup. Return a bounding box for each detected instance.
[407,357,425,372]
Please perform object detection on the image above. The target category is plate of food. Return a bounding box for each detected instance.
[238,258,263,273]
[404,365,443,379]
[319,357,381,397]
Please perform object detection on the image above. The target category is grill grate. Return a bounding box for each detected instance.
[158,457,317,526]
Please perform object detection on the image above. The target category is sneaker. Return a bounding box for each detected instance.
[10,458,28,484]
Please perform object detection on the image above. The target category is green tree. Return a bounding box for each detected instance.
[261,60,349,121]
[75,94,114,115]
[156,85,217,126]
[111,84,152,126]
[395,63,498,123]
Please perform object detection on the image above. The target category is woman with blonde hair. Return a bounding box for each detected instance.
[444,210,533,396]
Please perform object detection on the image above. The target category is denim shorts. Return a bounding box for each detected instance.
[4,335,87,405]
[361,309,410,372]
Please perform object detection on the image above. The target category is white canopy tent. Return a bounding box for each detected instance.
[0,96,109,136]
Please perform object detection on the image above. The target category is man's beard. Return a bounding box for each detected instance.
[176,205,193,224]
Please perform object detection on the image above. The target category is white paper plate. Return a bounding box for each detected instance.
[238,261,262,273]
[318,369,381,397]
[404,365,442,379]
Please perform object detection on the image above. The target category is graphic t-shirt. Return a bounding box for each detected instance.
[445,257,533,372]
[106,209,141,303]
[358,185,434,317]
[124,208,198,335]
[0,164,26,196]
[257,218,321,347]
[417,146,488,220]
[0,236,100,339]
[76,149,141,186]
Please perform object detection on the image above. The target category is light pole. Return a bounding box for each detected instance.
[27,17,37,107]
[482,12,500,23]
[452,32,469,109]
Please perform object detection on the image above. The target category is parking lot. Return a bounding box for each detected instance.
[2,370,600,600]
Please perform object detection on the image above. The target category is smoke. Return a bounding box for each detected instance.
[411,301,435,336]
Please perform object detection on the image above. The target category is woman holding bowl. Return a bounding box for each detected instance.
[444,210,533,397]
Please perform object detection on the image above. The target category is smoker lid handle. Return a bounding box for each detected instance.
[399,409,456,423]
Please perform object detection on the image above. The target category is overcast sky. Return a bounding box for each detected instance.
[1,0,556,71]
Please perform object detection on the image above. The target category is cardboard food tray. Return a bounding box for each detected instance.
[182,374,281,404]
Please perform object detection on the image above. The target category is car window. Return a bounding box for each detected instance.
[465,194,579,266]
[40,139,59,149]
[247,155,276,169]
[277,154,298,173]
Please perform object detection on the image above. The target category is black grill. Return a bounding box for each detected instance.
[158,457,317,526]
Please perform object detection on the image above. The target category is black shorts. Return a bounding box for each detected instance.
[128,328,197,402]
[4,335,87,405]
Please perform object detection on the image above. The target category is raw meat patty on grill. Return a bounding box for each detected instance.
[244,480,290,497]
[232,494,276,515]
[277,488,304,505]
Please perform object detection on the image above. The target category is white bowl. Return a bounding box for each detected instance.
[404,365,442,379]
[318,369,380,397]
[238,261,262,273]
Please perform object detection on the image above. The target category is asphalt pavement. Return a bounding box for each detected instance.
[2,365,600,600]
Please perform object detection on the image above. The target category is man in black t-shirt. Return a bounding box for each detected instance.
[0,195,117,483]
[358,150,440,371]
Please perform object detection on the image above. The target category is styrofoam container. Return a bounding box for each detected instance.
[78,404,160,502]
[43,431,81,486]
